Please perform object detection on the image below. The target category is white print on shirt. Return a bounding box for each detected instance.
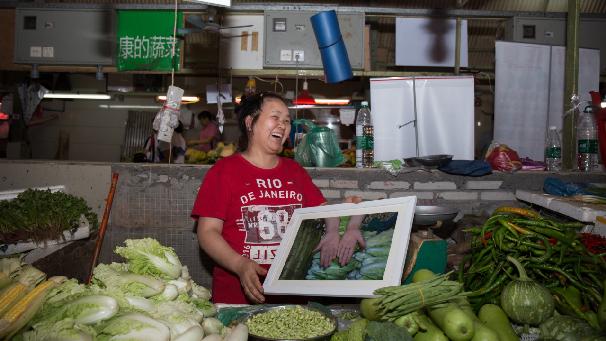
[239,204,301,264]
[239,178,304,204]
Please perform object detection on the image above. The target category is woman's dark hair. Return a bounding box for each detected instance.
[236,92,287,151]
[197,111,213,121]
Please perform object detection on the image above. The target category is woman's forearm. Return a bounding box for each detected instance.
[197,222,245,274]
[346,215,365,230]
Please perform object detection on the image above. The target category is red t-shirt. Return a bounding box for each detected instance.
[191,153,325,304]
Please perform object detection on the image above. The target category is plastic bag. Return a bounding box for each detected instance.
[293,119,344,167]
[484,141,522,173]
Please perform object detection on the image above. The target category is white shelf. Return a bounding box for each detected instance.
[516,189,606,223]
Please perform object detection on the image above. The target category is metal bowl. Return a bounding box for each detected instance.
[243,305,337,341]
[404,154,453,168]
[414,205,459,226]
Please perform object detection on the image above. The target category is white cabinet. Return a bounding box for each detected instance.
[370,76,475,161]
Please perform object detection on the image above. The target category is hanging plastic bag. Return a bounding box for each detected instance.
[293,119,344,167]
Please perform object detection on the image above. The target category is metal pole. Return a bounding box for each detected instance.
[562,0,580,170]
[455,17,462,75]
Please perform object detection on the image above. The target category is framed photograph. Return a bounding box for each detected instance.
[263,196,416,297]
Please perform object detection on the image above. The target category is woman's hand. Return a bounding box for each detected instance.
[235,257,267,304]
[337,228,366,266]
[344,195,362,204]
[314,231,340,268]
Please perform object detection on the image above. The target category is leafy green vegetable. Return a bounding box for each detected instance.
[365,320,413,341]
[96,313,171,341]
[343,318,368,341]
[0,189,97,243]
[115,238,183,279]
[0,257,22,289]
[92,263,165,298]
[20,318,96,341]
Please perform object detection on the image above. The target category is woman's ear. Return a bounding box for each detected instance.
[245,116,253,131]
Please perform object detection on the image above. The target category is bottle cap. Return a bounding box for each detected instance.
[361,101,368,106]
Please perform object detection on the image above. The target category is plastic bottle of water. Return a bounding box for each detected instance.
[355,101,374,168]
[577,105,598,172]
[544,126,562,172]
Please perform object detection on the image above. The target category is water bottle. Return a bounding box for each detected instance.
[355,101,374,168]
[577,105,598,171]
[544,126,562,172]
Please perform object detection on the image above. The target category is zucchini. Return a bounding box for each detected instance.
[478,304,519,341]
[427,303,475,341]
[413,313,449,341]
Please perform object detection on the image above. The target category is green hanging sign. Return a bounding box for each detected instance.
[116,10,183,71]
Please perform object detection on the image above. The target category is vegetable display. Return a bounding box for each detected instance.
[460,207,605,322]
[0,238,246,341]
[0,189,98,244]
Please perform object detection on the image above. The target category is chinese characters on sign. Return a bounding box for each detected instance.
[117,11,183,71]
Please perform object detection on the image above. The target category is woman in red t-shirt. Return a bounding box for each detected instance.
[191,92,364,304]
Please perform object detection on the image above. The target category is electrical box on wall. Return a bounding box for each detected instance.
[504,17,606,74]
[14,8,114,65]
[263,11,364,69]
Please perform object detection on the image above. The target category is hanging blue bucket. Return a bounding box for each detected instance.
[311,10,353,84]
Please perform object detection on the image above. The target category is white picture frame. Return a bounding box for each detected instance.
[263,196,417,297]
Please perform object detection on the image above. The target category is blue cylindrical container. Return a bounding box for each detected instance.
[310,10,342,48]
[319,41,353,83]
[310,10,353,83]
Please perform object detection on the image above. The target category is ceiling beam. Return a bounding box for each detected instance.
[2,2,606,18]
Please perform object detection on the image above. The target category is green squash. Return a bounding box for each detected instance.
[500,255,554,325]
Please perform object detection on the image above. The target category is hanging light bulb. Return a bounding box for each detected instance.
[293,79,315,105]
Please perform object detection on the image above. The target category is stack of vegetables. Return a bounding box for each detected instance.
[333,270,519,341]
[0,189,98,245]
[461,207,605,329]
[331,206,606,340]
[0,238,248,341]
[452,206,606,340]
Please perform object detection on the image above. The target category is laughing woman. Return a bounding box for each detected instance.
[191,92,364,304]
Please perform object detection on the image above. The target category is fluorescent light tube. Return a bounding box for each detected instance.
[44,93,111,100]
[99,104,162,110]
[156,95,200,104]
[314,98,350,105]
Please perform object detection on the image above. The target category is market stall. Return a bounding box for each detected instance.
[1,172,606,340]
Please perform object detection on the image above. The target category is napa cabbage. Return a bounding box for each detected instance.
[96,313,170,341]
[115,238,183,279]
[92,263,165,298]
[19,318,96,341]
